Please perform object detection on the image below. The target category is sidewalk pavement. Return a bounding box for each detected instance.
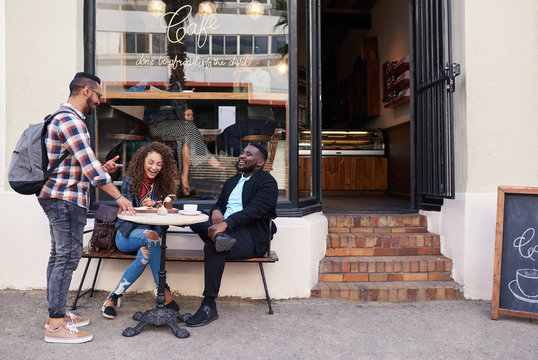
[1,289,536,360]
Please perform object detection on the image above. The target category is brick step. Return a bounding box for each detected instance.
[327,214,427,233]
[326,232,440,256]
[319,255,452,278]
[311,281,464,302]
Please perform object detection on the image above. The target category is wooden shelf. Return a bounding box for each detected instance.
[386,70,410,93]
[382,54,410,109]
[384,95,410,108]
[102,91,288,106]
[385,61,410,78]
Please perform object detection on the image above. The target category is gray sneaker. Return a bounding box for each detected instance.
[214,233,237,252]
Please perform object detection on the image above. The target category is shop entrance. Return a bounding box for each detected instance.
[319,0,413,212]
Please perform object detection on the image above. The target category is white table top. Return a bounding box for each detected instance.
[118,211,208,226]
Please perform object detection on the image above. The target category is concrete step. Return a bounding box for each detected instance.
[311,281,464,302]
[326,232,441,256]
[319,255,453,282]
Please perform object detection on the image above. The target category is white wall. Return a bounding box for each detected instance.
[438,0,538,300]
[0,0,6,192]
[3,0,84,190]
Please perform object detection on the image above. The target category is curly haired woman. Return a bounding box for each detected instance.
[102,142,180,319]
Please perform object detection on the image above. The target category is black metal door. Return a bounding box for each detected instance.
[412,0,460,209]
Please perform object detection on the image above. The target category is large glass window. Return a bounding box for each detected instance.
[94,0,290,205]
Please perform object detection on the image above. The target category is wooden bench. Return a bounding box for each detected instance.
[72,229,279,314]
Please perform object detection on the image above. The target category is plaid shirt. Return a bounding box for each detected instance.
[39,103,111,209]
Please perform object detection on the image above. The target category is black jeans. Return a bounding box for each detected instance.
[190,217,266,299]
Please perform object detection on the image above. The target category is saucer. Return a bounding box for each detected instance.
[508,280,538,303]
[179,210,201,216]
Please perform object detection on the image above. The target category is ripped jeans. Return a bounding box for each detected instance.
[110,226,161,297]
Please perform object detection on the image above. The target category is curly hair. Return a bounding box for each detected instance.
[126,142,179,201]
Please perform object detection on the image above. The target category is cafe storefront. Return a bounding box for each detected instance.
[2,0,537,302]
[88,0,322,217]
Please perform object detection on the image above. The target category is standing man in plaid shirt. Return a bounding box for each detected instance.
[38,72,135,343]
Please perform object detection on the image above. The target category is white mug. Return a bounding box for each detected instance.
[184,204,197,213]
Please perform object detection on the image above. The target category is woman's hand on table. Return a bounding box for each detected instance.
[140,198,156,208]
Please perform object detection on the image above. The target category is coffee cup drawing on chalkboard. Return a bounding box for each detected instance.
[509,269,538,303]
[507,227,538,303]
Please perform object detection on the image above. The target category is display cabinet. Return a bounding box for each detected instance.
[299,129,387,192]
[299,129,385,156]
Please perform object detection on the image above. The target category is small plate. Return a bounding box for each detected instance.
[178,210,201,216]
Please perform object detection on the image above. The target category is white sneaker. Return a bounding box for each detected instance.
[45,322,93,344]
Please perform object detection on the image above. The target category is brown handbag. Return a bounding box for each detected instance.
[89,204,118,253]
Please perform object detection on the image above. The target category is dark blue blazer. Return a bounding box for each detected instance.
[115,176,160,237]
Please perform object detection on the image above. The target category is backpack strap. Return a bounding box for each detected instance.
[42,109,82,176]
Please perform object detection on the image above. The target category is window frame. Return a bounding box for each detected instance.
[84,0,321,217]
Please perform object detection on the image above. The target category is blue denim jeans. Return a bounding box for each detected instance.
[38,198,87,318]
[110,226,162,297]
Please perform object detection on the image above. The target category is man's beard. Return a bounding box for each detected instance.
[85,97,95,114]
[235,161,256,173]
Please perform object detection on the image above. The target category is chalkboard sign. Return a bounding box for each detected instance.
[492,186,538,320]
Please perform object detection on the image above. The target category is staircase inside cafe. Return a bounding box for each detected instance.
[311,214,464,302]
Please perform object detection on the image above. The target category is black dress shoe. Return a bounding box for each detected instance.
[186,304,218,327]
[214,233,237,252]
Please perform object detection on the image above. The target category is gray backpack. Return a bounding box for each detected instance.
[8,110,77,195]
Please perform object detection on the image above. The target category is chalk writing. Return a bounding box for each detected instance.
[513,227,537,261]
[508,228,538,303]
[135,54,251,69]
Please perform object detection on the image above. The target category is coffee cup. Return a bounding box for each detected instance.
[183,204,197,213]
[516,268,538,298]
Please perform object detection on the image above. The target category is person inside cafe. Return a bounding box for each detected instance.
[102,142,181,319]
[217,56,276,156]
[187,143,278,326]
[144,103,225,196]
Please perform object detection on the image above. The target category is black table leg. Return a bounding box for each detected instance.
[123,225,190,338]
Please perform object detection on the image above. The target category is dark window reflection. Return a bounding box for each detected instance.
[225,36,237,55]
[198,37,210,54]
[184,35,196,53]
[240,35,253,54]
[125,33,135,53]
[152,33,166,54]
[271,35,286,54]
[212,35,224,54]
[136,33,149,53]
[254,36,268,54]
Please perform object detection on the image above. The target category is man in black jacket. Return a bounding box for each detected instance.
[187,143,278,327]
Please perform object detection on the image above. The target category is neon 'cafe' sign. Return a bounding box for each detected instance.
[162,5,220,49]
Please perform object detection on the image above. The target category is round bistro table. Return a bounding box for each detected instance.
[117,211,208,338]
